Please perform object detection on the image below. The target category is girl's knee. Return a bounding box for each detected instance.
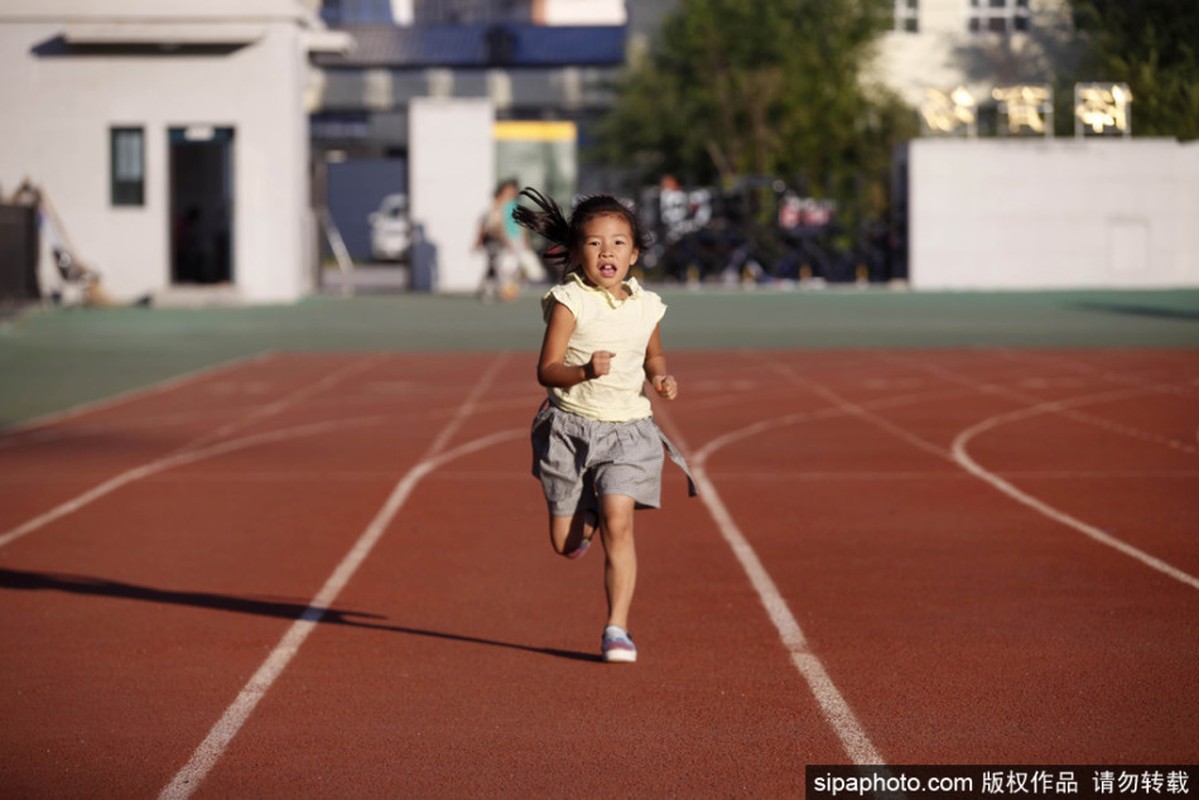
[597,497,632,531]
[599,512,634,546]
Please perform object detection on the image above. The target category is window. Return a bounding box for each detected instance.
[110,127,144,206]
[896,0,919,32]
[967,0,1030,34]
[321,0,398,24]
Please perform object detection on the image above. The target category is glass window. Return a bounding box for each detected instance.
[896,0,919,32]
[967,0,1031,34]
[110,127,144,207]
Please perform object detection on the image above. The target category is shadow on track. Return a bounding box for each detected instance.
[1067,301,1199,322]
[0,567,599,663]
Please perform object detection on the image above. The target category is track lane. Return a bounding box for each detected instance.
[0,354,383,538]
[1,355,510,798]
[677,350,1198,765]
[190,392,848,797]
[2,349,1196,798]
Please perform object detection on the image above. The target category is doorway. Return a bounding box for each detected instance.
[169,126,234,284]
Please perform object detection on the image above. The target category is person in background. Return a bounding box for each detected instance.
[475,179,524,301]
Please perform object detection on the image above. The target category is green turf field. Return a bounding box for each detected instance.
[2,287,1197,426]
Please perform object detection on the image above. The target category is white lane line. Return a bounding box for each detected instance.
[0,416,384,551]
[178,355,384,452]
[995,349,1199,401]
[655,406,885,766]
[768,356,1199,592]
[952,401,1199,592]
[158,355,512,800]
[692,388,955,464]
[899,353,1199,457]
[701,469,1199,482]
[1,351,276,439]
[666,354,1197,761]
[0,355,385,551]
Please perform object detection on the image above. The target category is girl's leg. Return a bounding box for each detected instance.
[548,508,600,557]
[547,472,599,558]
[597,493,637,629]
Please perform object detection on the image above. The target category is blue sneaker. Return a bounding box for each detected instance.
[602,625,637,663]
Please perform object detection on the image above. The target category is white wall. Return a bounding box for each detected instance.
[0,2,315,304]
[408,98,494,293]
[908,138,1199,290]
[541,0,625,25]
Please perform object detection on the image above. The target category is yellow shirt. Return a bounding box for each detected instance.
[541,273,667,422]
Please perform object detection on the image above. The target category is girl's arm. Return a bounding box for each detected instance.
[643,324,678,399]
[537,301,613,387]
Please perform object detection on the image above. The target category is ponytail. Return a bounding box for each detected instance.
[512,188,571,267]
[512,186,651,275]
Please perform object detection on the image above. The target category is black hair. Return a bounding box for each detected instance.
[512,187,651,277]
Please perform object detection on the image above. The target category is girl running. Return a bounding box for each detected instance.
[516,188,694,664]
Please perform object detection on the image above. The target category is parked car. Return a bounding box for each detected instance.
[368,193,411,262]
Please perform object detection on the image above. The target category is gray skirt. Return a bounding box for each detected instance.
[531,400,696,517]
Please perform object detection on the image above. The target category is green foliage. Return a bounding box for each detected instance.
[1070,0,1199,139]
[592,0,916,226]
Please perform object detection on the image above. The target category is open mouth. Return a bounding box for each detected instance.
[598,262,619,278]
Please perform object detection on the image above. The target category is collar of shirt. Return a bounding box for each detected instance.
[566,271,642,309]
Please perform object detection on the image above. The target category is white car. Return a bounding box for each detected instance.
[368,193,411,262]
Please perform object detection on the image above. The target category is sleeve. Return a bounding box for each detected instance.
[541,283,581,323]
[645,290,667,328]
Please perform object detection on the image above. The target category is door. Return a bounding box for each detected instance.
[170,126,234,285]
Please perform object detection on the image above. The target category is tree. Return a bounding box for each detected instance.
[591,0,915,225]
[1069,0,1199,139]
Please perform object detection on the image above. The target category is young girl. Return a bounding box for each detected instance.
[515,188,694,664]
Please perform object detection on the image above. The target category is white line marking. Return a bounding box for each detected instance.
[768,356,1199,592]
[695,462,885,765]
[692,389,949,464]
[952,402,1199,592]
[899,353,1199,457]
[0,355,385,551]
[158,356,513,800]
[655,406,885,766]
[667,352,1199,761]
[0,417,384,551]
[179,355,384,451]
[1,351,276,436]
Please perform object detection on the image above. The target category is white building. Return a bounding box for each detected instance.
[0,0,346,305]
[873,0,1199,289]
[871,0,1076,111]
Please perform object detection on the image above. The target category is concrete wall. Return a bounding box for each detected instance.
[908,138,1199,290]
[408,98,493,293]
[0,1,315,304]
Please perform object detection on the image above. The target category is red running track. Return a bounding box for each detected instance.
[0,349,1196,797]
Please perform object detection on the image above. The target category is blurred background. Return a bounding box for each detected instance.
[0,0,1196,307]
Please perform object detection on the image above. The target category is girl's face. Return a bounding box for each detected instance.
[577,213,638,298]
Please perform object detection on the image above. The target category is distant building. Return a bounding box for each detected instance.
[872,0,1077,133]
[0,0,347,305]
[308,0,632,264]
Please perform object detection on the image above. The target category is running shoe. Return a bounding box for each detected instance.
[602,625,637,663]
[565,538,591,560]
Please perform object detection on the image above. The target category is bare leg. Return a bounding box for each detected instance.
[548,508,599,557]
[598,494,637,630]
